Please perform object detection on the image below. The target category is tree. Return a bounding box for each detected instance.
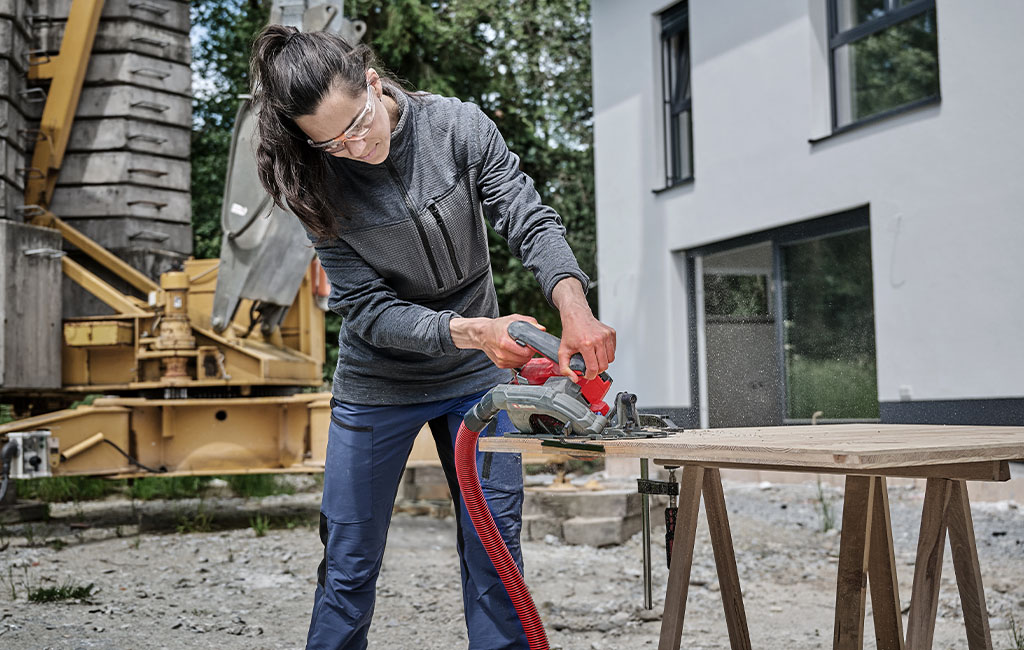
[190,0,270,260]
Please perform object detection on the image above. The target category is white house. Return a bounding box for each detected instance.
[591,0,1024,428]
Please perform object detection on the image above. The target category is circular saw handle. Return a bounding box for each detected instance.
[507,320,587,374]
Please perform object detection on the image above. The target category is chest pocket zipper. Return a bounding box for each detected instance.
[428,202,464,281]
[385,161,443,290]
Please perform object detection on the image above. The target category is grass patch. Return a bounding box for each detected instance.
[225,474,293,498]
[68,394,102,409]
[176,504,214,534]
[1010,613,1024,650]
[250,512,270,537]
[787,356,878,420]
[28,581,96,603]
[815,479,836,533]
[18,476,118,503]
[130,476,211,500]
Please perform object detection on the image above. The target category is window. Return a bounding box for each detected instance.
[829,0,940,131]
[660,3,692,187]
[781,228,878,420]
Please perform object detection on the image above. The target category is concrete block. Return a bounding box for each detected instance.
[522,514,561,541]
[524,488,640,518]
[563,514,642,547]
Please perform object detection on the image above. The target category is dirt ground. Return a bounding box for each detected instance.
[1,478,1022,650]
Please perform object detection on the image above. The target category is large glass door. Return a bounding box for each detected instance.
[689,212,879,427]
[781,229,879,421]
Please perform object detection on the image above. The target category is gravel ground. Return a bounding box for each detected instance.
[1,479,1022,650]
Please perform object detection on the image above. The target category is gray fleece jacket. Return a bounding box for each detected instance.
[311,88,589,405]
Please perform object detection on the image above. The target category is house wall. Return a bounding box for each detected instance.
[592,0,1024,419]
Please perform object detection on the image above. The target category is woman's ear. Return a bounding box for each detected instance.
[367,68,383,97]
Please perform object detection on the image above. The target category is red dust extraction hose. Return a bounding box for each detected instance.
[455,421,549,650]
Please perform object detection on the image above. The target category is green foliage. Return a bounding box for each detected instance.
[18,476,116,503]
[176,504,215,533]
[842,9,939,123]
[1009,613,1024,650]
[224,474,292,498]
[249,511,270,537]
[786,356,879,420]
[27,581,96,603]
[704,275,769,318]
[129,475,212,501]
[0,403,12,424]
[68,394,102,409]
[190,0,271,260]
[815,479,835,533]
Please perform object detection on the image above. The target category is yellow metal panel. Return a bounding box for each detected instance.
[85,347,137,385]
[35,213,158,294]
[62,344,89,385]
[62,257,150,316]
[25,0,105,208]
[65,321,133,347]
[0,405,132,477]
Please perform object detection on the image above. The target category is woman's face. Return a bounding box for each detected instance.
[295,70,391,165]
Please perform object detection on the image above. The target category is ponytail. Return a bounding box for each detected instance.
[249,25,405,240]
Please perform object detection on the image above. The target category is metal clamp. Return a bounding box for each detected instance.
[23,248,65,259]
[127,133,168,145]
[27,50,51,66]
[17,167,45,180]
[129,229,171,242]
[14,204,46,218]
[128,167,169,177]
[126,199,168,209]
[18,87,47,103]
[130,101,169,113]
[131,67,172,80]
[130,36,169,48]
[129,1,170,15]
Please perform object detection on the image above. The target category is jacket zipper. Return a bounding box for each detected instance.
[385,160,443,289]
[428,202,464,281]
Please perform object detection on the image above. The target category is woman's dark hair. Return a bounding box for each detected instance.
[250,25,407,240]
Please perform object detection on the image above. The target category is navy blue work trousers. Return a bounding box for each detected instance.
[306,388,528,650]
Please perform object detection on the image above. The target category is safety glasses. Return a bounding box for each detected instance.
[306,83,376,154]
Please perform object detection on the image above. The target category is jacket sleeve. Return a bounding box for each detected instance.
[312,235,461,356]
[470,103,590,306]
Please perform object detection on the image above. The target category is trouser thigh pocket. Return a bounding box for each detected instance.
[322,411,374,523]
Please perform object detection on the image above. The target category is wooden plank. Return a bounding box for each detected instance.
[658,465,704,650]
[702,468,751,650]
[867,477,904,650]
[479,424,1024,473]
[905,478,953,650]
[945,481,993,650]
[652,459,1010,482]
[833,475,874,650]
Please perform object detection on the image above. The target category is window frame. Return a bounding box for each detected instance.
[685,207,878,426]
[827,0,940,135]
[658,2,693,190]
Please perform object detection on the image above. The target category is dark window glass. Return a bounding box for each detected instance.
[781,229,879,420]
[660,3,692,186]
[835,0,885,31]
[830,0,939,130]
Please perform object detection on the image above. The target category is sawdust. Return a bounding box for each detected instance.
[0,480,1021,649]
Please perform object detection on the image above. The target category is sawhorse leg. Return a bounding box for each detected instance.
[833,475,904,650]
[658,466,751,650]
[906,479,992,650]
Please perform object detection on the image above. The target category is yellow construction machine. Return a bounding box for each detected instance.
[0,0,335,497]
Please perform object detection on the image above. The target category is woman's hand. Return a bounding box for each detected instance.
[552,278,616,381]
[450,314,545,369]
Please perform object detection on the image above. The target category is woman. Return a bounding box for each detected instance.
[250,25,615,650]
